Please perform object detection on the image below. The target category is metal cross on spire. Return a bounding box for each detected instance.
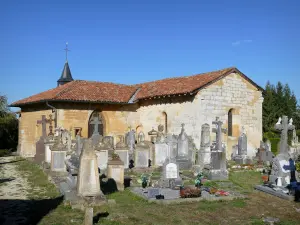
[64,42,70,61]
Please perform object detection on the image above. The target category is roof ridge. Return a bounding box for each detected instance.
[131,67,236,86]
[73,79,131,87]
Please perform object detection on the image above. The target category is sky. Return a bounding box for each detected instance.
[1,0,300,109]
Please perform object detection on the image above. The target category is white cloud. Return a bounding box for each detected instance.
[232,39,253,46]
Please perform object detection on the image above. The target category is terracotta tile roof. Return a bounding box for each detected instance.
[133,67,236,100]
[10,67,262,107]
[11,80,138,106]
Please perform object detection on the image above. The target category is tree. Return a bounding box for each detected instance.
[0,95,18,150]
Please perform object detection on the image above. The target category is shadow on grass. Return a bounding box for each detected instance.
[0,178,15,184]
[93,212,109,224]
[0,159,25,165]
[0,195,64,225]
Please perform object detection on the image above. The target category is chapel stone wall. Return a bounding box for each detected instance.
[137,72,263,158]
[18,108,52,157]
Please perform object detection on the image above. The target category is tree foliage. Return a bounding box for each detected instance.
[0,95,18,150]
[263,81,299,134]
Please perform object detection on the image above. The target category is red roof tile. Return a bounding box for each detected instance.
[10,67,262,107]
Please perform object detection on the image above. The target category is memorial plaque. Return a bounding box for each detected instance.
[51,151,66,172]
[166,163,178,179]
[148,188,160,198]
[45,144,52,163]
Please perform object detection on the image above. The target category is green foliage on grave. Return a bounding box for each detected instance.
[268,138,280,155]
[0,95,18,150]
[296,162,300,172]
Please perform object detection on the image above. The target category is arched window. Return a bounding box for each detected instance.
[228,109,233,136]
[88,111,104,138]
[162,112,168,134]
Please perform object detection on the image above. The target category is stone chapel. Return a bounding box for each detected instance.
[11,60,264,158]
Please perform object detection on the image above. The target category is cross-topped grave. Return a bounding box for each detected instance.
[90,114,101,135]
[209,117,228,180]
[37,115,53,138]
[275,116,295,154]
[212,117,227,151]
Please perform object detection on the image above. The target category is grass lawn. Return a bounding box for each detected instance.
[3,157,300,225]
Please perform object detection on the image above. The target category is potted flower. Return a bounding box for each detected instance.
[140,174,148,188]
[195,172,204,188]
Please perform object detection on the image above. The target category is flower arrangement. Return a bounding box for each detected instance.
[194,172,204,188]
[296,162,300,172]
[137,174,149,188]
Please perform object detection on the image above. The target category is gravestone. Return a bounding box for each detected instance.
[269,116,295,186]
[156,124,166,143]
[176,123,192,169]
[166,134,178,160]
[77,139,104,198]
[75,134,84,156]
[148,127,158,143]
[115,135,129,168]
[44,136,55,163]
[154,142,168,166]
[292,128,299,146]
[50,136,68,172]
[107,154,125,191]
[269,154,291,186]
[197,123,211,169]
[95,137,113,171]
[275,116,295,154]
[234,127,249,164]
[160,157,181,189]
[209,117,228,180]
[135,132,150,168]
[126,129,136,156]
[90,115,102,146]
[61,129,72,152]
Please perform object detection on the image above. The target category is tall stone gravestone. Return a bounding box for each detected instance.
[176,123,192,169]
[115,135,129,168]
[154,127,169,166]
[90,114,102,146]
[269,116,294,186]
[197,123,211,170]
[209,117,228,180]
[61,129,72,152]
[77,139,104,198]
[234,127,249,164]
[135,132,150,168]
[126,129,136,160]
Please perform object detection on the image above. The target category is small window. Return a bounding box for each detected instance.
[228,109,233,136]
[74,127,82,136]
[162,112,168,134]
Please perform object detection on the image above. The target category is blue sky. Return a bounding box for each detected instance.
[1,0,300,108]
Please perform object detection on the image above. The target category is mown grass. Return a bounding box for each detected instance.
[3,157,300,225]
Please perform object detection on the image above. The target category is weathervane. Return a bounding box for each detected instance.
[64,42,70,61]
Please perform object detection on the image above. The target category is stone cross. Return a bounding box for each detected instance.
[212,117,227,151]
[37,115,51,138]
[90,114,101,135]
[275,116,295,154]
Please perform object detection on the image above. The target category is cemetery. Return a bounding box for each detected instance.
[2,54,300,224]
[2,110,300,224]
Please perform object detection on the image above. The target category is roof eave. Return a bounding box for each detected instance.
[10,99,135,107]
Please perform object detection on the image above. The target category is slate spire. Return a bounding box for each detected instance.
[57,42,74,86]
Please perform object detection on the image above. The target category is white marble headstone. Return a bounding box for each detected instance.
[111,167,122,184]
[166,163,178,179]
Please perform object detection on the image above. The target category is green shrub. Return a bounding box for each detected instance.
[268,138,280,155]
[263,131,279,139]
